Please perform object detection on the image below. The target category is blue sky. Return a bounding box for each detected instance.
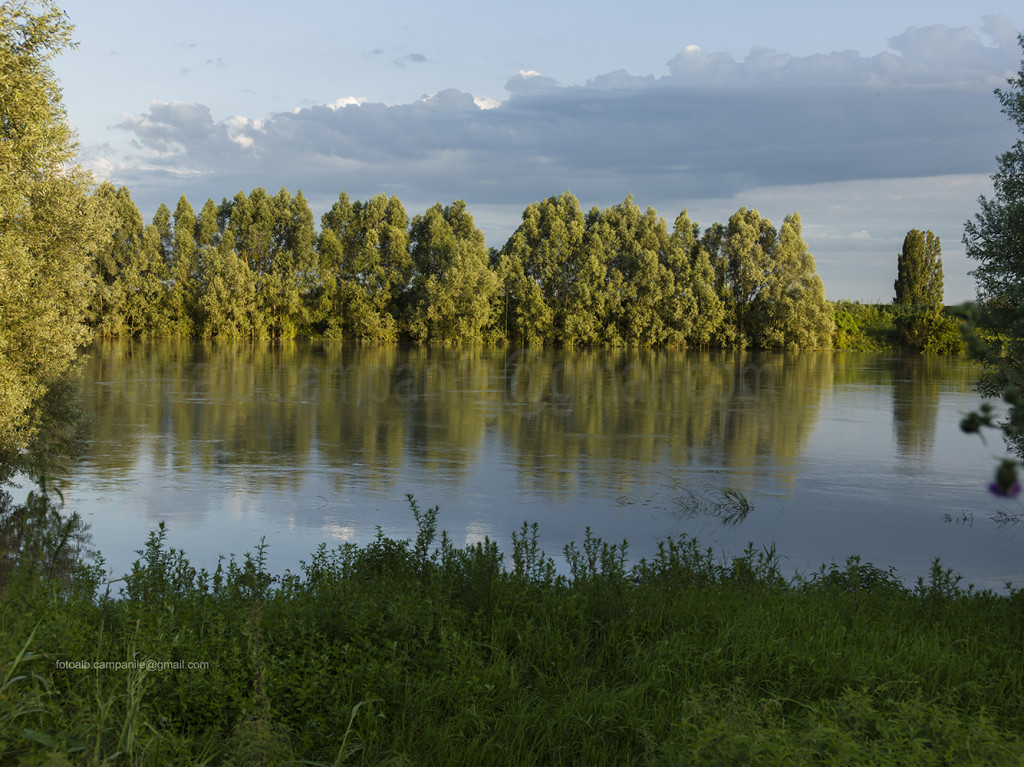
[53,0,1022,302]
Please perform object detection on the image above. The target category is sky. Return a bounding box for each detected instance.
[52,0,1022,302]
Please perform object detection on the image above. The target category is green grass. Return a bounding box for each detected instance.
[1,496,1023,765]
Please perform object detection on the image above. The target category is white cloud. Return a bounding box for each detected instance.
[505,70,560,95]
[328,96,368,110]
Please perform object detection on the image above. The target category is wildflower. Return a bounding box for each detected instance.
[989,459,1021,498]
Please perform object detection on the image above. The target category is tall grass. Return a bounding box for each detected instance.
[1,494,1022,764]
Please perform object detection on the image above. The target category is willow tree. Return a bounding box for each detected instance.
[964,35,1024,403]
[0,1,96,475]
[217,187,318,337]
[125,223,170,336]
[161,194,197,337]
[267,188,318,337]
[223,188,273,337]
[965,37,1024,316]
[406,201,498,343]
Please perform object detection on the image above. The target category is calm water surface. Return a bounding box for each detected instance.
[63,340,1023,589]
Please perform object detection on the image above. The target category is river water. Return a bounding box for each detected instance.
[60,340,1023,589]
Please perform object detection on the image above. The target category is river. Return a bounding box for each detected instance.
[59,339,1023,589]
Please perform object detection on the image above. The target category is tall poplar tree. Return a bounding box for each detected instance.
[164,194,197,337]
[894,229,944,306]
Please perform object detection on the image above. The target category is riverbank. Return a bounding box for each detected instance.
[2,497,1022,765]
[832,301,968,353]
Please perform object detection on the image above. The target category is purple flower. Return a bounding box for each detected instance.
[989,480,1021,498]
[990,459,1021,498]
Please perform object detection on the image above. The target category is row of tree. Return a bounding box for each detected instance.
[87,185,835,349]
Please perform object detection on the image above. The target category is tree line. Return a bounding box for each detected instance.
[87,185,835,349]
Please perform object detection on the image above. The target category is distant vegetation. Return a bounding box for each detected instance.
[832,301,966,354]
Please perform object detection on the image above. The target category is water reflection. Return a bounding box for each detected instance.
[84,341,839,497]
[72,341,1019,589]
[892,355,943,464]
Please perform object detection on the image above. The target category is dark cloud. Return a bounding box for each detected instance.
[393,52,428,67]
[113,102,237,158]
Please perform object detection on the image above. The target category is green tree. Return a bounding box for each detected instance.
[125,223,169,336]
[672,210,724,347]
[586,197,680,346]
[496,192,603,346]
[894,229,943,306]
[720,208,775,346]
[0,1,95,476]
[958,35,1024,494]
[406,201,498,343]
[197,228,257,339]
[151,202,173,264]
[165,194,197,337]
[320,193,410,342]
[86,182,144,335]
[963,35,1024,396]
[265,187,318,337]
[222,187,316,338]
[753,213,833,350]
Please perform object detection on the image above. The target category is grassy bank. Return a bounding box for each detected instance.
[2,496,1023,765]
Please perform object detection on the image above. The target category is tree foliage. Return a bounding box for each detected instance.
[319,193,410,342]
[79,187,836,351]
[963,34,1024,397]
[407,201,498,343]
[894,229,944,307]
[754,213,834,350]
[0,1,94,476]
[497,192,598,346]
[708,209,833,350]
[958,35,1024,494]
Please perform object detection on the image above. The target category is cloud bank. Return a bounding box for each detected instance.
[101,18,1020,241]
